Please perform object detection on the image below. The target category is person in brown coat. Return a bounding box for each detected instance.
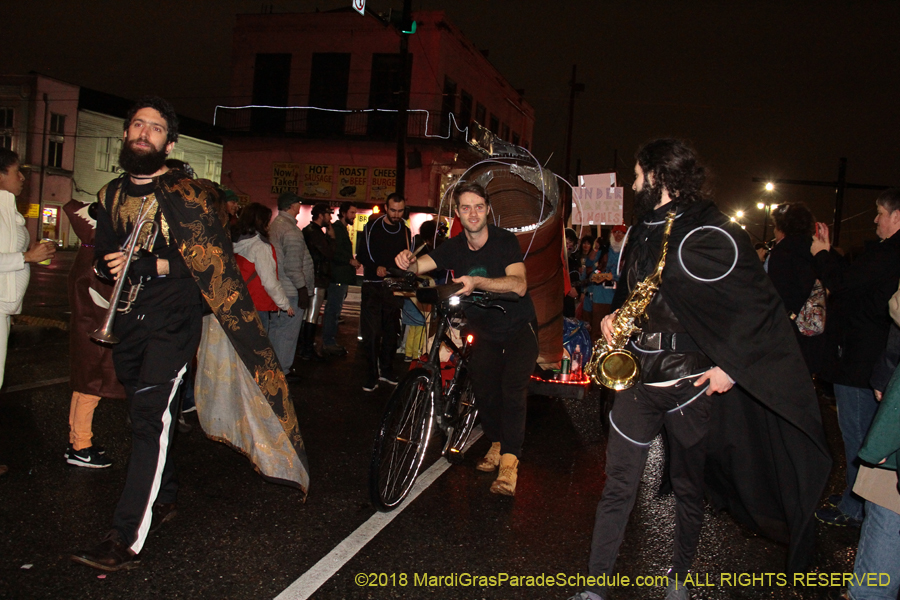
[62,199,126,468]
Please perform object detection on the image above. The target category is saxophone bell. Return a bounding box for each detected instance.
[584,209,677,391]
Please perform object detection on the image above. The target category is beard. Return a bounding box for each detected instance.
[118,139,168,176]
[634,180,663,219]
[609,234,624,253]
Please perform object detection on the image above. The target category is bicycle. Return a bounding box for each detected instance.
[368,273,518,511]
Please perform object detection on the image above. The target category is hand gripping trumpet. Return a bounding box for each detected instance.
[90,198,160,344]
[585,209,676,390]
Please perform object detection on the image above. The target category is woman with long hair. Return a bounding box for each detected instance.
[233,203,294,331]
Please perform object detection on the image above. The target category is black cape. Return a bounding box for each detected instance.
[623,200,831,572]
[105,172,310,496]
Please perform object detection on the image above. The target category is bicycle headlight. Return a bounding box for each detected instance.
[449,295,461,306]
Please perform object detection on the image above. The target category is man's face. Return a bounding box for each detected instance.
[633,163,663,218]
[874,202,900,240]
[119,107,174,176]
[455,192,490,235]
[0,162,25,196]
[612,230,626,244]
[343,206,358,224]
[226,200,239,217]
[385,199,405,225]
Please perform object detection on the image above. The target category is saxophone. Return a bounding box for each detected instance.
[585,209,676,390]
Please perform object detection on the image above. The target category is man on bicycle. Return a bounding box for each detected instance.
[395,182,538,496]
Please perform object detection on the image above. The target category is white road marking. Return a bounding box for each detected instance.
[274,426,483,600]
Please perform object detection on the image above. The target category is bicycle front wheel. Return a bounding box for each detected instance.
[369,369,436,511]
[442,374,478,464]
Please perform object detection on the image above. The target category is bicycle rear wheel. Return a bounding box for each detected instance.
[369,369,436,511]
[442,374,478,464]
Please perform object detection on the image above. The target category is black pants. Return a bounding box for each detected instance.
[110,303,202,554]
[361,282,402,379]
[587,377,713,597]
[466,323,539,458]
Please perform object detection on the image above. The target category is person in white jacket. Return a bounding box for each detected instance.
[232,203,294,332]
[0,149,56,388]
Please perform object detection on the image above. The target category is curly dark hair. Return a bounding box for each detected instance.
[235,202,272,239]
[124,96,179,143]
[635,138,707,204]
[771,202,814,237]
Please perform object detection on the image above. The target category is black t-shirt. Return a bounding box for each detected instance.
[428,225,536,341]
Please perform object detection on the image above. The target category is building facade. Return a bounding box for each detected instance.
[0,74,80,242]
[0,76,223,247]
[218,8,535,216]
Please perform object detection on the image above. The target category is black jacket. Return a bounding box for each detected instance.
[302,222,335,288]
[767,234,828,374]
[619,201,831,572]
[814,229,900,387]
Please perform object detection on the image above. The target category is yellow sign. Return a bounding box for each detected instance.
[370,167,396,202]
[336,166,369,201]
[271,162,301,195]
[302,163,333,199]
[25,204,40,218]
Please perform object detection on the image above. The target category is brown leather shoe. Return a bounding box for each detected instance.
[70,531,139,572]
[475,442,502,472]
[490,454,519,496]
[149,502,178,534]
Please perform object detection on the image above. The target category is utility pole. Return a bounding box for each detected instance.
[752,158,890,246]
[563,65,584,223]
[395,0,412,199]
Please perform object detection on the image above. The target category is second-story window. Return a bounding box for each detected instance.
[475,103,486,127]
[489,114,499,135]
[95,137,122,172]
[308,53,351,136]
[47,113,66,168]
[0,107,13,150]
[440,76,457,134]
[252,53,292,133]
[458,90,473,131]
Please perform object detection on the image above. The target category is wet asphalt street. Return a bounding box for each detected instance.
[0,252,859,600]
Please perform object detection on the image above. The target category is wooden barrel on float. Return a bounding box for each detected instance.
[457,156,564,367]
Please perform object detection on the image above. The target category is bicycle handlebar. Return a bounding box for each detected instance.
[415,283,520,307]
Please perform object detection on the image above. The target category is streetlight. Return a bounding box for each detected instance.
[736,210,744,218]
[765,182,775,192]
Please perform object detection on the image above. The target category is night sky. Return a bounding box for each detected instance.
[8,0,899,249]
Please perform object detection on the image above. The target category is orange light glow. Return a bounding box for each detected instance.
[372,205,380,214]
[466,334,474,344]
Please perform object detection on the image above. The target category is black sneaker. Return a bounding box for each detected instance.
[67,446,112,469]
[379,372,399,386]
[65,443,106,459]
[815,506,862,527]
[825,493,842,508]
[362,377,379,392]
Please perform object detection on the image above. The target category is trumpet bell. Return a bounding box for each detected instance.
[592,350,640,391]
[89,327,119,345]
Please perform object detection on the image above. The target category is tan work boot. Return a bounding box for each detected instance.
[475,442,501,472]
[490,453,518,496]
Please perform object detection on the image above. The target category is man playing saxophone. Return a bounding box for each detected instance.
[570,139,830,600]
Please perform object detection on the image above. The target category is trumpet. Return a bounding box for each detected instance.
[90,199,160,344]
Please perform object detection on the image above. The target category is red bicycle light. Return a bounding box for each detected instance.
[466,334,474,344]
